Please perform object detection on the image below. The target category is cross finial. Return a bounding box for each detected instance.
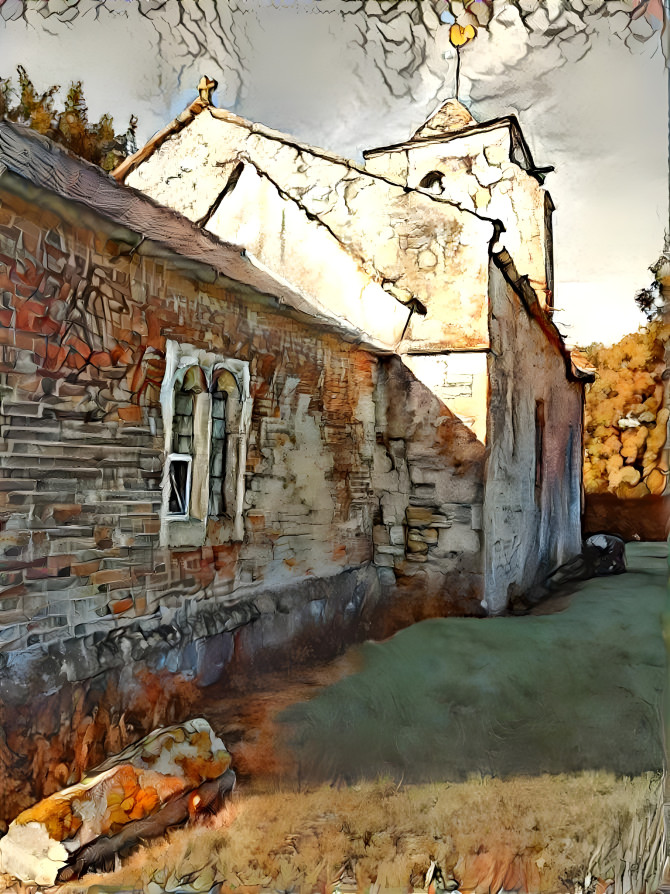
[198,75,217,106]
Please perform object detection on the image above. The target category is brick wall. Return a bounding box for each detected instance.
[0,187,379,655]
[0,186,485,676]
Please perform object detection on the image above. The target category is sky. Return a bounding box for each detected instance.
[0,0,668,347]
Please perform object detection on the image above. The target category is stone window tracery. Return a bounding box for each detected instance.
[160,340,251,547]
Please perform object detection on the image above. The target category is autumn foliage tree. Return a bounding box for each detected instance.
[583,321,669,497]
[0,66,137,172]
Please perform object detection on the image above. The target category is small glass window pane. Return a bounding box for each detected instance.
[209,391,227,517]
[172,389,194,455]
[168,457,191,515]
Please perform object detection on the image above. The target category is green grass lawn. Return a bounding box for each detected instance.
[281,543,668,782]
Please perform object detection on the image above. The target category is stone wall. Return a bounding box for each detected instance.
[0,183,488,690]
[483,261,584,613]
[0,122,585,822]
[370,356,486,632]
[0,178,492,822]
[365,121,553,312]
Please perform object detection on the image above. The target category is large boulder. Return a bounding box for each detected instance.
[0,718,234,885]
[583,534,626,576]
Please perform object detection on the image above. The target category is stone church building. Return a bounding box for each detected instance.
[0,82,591,791]
[115,78,591,611]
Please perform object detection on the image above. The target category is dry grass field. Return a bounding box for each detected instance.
[56,771,666,894]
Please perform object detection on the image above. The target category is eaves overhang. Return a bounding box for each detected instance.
[0,120,404,355]
[492,248,595,385]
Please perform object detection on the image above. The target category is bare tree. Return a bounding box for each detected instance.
[1,0,664,111]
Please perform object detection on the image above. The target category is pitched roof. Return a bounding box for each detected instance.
[493,248,595,384]
[411,99,477,140]
[111,78,572,362]
[0,119,409,352]
[114,82,499,351]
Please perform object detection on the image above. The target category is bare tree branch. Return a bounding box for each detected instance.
[2,0,664,120]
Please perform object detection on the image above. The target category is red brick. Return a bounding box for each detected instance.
[118,405,142,423]
[71,560,102,577]
[90,569,131,587]
[45,342,68,370]
[89,351,113,369]
[110,597,133,614]
[52,504,82,524]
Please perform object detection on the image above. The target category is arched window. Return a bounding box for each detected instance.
[208,367,240,518]
[160,340,251,547]
[418,170,445,195]
[167,364,207,517]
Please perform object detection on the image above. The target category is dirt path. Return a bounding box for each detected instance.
[198,648,364,788]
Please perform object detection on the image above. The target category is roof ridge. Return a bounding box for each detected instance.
[113,76,215,182]
[202,114,502,234]
[114,82,497,228]
[364,116,519,157]
[412,98,477,140]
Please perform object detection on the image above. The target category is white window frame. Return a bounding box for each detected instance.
[165,453,193,519]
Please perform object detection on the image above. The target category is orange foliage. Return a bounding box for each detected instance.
[0,668,199,828]
[583,321,669,497]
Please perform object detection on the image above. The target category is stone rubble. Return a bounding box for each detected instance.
[0,718,233,886]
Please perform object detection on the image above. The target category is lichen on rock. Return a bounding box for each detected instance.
[0,718,232,886]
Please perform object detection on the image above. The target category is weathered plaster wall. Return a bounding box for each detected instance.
[204,160,410,350]
[483,262,583,614]
[402,352,489,443]
[124,109,495,352]
[365,124,553,310]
